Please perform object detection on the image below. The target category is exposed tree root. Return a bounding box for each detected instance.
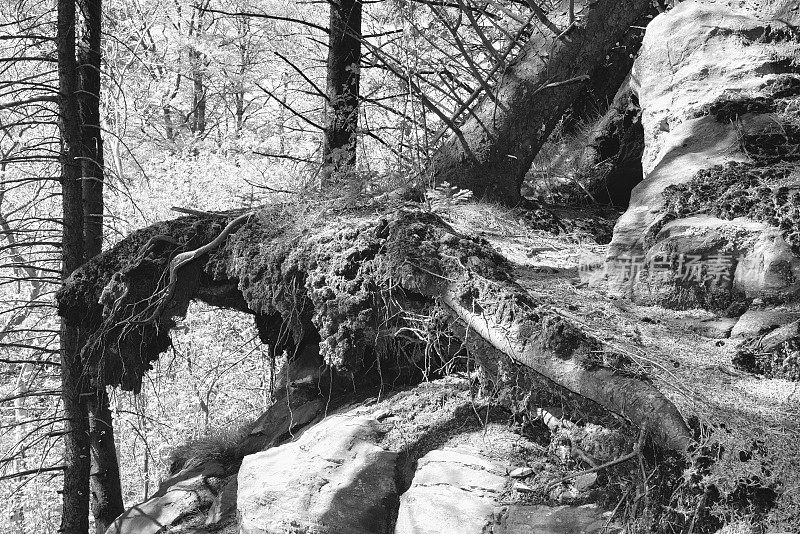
[442,289,691,452]
[57,203,691,452]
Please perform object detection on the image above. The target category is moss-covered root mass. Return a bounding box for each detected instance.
[57,204,691,451]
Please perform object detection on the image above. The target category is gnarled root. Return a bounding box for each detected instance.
[442,287,692,453]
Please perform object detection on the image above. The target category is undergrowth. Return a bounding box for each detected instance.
[168,422,250,475]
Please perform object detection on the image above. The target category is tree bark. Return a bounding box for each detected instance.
[77,2,124,529]
[58,0,90,530]
[88,389,124,533]
[429,0,654,204]
[189,4,208,136]
[442,289,691,452]
[322,0,362,181]
[190,49,207,135]
[78,0,103,260]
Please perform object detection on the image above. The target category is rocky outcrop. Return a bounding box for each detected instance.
[395,448,614,534]
[237,415,398,534]
[394,448,506,534]
[106,461,229,534]
[605,1,800,310]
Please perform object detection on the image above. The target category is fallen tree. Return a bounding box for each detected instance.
[57,201,691,452]
[429,0,655,204]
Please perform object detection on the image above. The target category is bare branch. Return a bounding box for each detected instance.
[198,6,329,34]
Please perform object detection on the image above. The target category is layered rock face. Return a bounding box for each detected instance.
[106,379,622,534]
[237,415,398,534]
[606,1,800,310]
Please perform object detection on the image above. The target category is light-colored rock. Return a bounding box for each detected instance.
[751,319,800,351]
[733,229,800,300]
[237,415,397,534]
[605,1,800,308]
[731,308,800,338]
[613,216,762,307]
[688,317,739,339]
[513,482,535,494]
[106,462,225,534]
[573,472,598,493]
[394,448,507,534]
[496,504,616,534]
[630,1,799,176]
[509,466,533,478]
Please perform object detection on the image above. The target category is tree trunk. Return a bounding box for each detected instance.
[164,105,175,141]
[429,0,654,204]
[58,0,91,530]
[78,0,103,260]
[12,364,30,530]
[190,47,207,135]
[88,389,124,533]
[77,2,124,529]
[322,0,362,181]
[442,289,691,452]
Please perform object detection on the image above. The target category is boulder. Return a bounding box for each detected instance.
[731,308,800,338]
[105,462,226,534]
[394,448,507,534]
[495,504,615,534]
[687,317,739,339]
[605,1,800,310]
[237,414,398,534]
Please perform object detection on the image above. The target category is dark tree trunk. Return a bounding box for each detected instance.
[87,389,124,533]
[193,66,207,135]
[164,75,181,142]
[78,0,103,259]
[189,5,207,136]
[57,0,90,531]
[77,1,124,529]
[190,47,207,135]
[429,0,655,204]
[235,41,247,136]
[322,0,362,180]
[164,105,175,141]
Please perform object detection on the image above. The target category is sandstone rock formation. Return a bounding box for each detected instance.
[237,415,398,534]
[394,448,507,534]
[606,1,800,311]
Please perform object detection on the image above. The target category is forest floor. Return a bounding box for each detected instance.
[438,201,800,528]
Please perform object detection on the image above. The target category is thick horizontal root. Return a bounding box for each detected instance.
[441,288,693,453]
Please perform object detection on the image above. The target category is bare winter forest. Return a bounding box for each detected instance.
[1,0,799,533]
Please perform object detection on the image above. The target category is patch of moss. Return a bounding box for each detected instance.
[203,206,513,374]
[662,161,800,253]
[742,124,800,163]
[734,337,800,381]
[702,97,776,123]
[698,75,800,123]
[763,74,800,100]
